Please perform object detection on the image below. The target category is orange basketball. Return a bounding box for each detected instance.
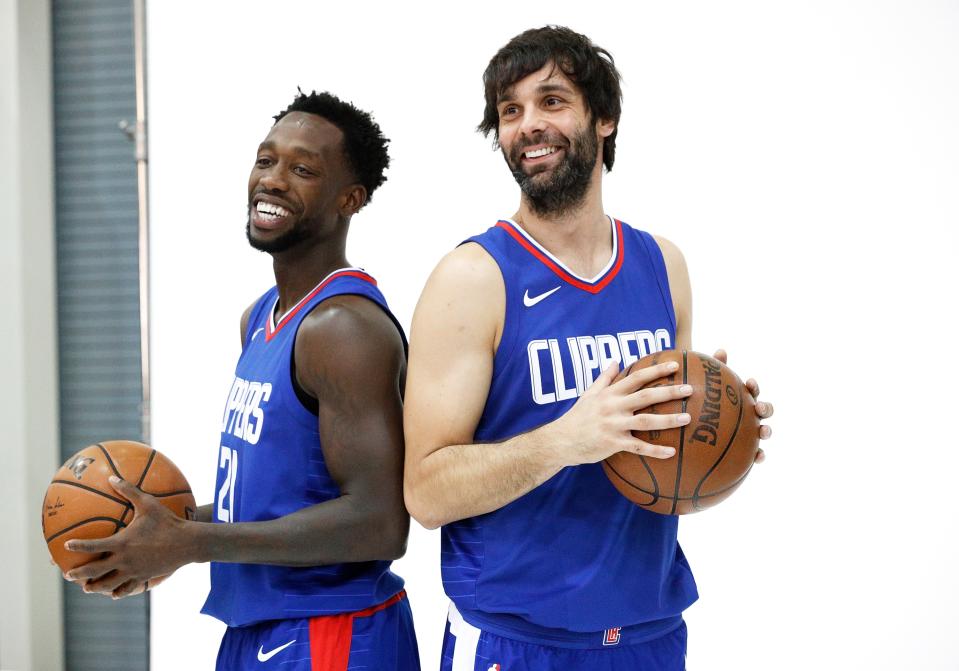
[602,350,760,515]
[42,440,196,587]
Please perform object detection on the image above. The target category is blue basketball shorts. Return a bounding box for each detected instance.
[439,604,686,671]
[215,590,420,671]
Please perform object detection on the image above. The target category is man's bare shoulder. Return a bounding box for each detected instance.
[427,241,503,294]
[652,234,686,267]
[416,242,504,327]
[239,300,257,345]
[297,294,404,365]
[414,242,505,345]
[652,234,693,345]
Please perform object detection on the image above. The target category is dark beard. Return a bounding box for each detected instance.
[245,213,312,254]
[505,126,598,217]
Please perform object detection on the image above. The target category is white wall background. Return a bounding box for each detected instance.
[1,0,63,668]
[146,1,959,669]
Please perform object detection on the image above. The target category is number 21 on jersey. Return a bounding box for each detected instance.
[216,446,239,523]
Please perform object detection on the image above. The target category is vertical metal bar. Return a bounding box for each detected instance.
[131,1,151,664]
[133,0,152,669]
[133,0,150,447]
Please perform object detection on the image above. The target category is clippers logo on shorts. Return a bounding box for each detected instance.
[487,665,502,671]
[220,376,272,445]
[603,627,622,646]
[527,328,671,405]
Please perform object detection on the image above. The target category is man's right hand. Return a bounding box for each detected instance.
[547,360,693,467]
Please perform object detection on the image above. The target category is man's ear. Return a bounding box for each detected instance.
[597,117,616,139]
[339,184,368,217]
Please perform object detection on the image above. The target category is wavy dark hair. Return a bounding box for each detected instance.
[275,90,390,206]
[478,26,622,171]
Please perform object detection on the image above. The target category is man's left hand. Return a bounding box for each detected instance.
[64,475,194,599]
[713,349,774,463]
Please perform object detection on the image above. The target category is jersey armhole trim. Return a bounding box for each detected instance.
[243,287,276,348]
[266,269,376,343]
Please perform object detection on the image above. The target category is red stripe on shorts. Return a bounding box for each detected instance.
[309,590,407,671]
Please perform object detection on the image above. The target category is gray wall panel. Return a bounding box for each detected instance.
[52,0,149,668]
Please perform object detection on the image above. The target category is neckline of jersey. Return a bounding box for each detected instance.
[497,215,625,294]
[265,266,375,342]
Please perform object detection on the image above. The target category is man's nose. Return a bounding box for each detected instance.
[518,106,547,139]
[258,163,289,191]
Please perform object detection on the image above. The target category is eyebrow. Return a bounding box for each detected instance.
[257,141,324,162]
[498,82,576,105]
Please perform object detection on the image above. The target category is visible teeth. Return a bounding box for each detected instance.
[525,146,557,159]
[256,201,291,217]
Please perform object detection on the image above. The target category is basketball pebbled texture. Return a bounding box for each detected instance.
[602,350,760,515]
[42,440,196,586]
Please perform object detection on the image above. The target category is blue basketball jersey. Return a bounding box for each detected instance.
[202,268,407,628]
[442,217,699,643]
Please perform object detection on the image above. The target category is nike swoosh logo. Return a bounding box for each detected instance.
[523,286,561,307]
[251,327,264,341]
[257,639,296,662]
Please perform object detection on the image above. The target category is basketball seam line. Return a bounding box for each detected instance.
[692,384,746,511]
[44,516,128,543]
[135,450,156,488]
[669,350,689,515]
[636,350,668,506]
[640,451,659,503]
[148,489,193,498]
[603,460,654,501]
[603,469,751,501]
[94,443,136,525]
[49,480,130,506]
[604,455,662,502]
[121,449,158,526]
[95,443,123,479]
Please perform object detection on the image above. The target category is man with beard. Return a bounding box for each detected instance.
[403,26,774,670]
[64,91,420,671]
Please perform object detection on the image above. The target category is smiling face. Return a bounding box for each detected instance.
[246,111,356,254]
[496,63,614,216]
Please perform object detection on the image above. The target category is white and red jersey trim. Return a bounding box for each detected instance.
[265,267,377,342]
[496,215,624,294]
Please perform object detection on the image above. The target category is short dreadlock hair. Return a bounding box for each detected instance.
[275,90,390,205]
[478,26,622,172]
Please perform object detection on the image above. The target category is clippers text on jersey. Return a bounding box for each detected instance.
[527,328,671,404]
